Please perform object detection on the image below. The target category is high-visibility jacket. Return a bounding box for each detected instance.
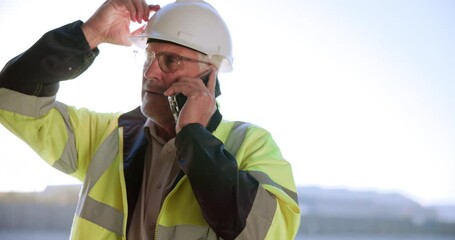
[0,21,300,239]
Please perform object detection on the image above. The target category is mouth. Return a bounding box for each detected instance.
[144,90,161,97]
[143,88,167,101]
[142,80,168,98]
[143,85,163,94]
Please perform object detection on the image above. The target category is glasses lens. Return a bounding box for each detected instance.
[133,49,149,69]
[158,53,180,73]
[143,50,154,67]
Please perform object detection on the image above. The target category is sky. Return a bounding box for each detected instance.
[0,0,454,206]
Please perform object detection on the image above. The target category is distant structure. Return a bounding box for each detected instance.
[0,184,454,237]
[298,186,455,235]
[0,185,80,231]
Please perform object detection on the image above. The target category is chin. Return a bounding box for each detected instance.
[141,104,175,124]
[140,105,150,118]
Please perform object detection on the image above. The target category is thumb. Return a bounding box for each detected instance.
[121,24,146,46]
[131,24,146,36]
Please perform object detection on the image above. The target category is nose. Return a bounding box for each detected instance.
[143,58,160,80]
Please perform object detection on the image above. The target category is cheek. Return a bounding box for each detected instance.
[142,93,169,112]
[141,95,174,122]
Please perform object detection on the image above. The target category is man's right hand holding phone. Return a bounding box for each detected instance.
[164,68,218,133]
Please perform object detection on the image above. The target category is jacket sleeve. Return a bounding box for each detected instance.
[175,122,300,239]
[0,21,119,181]
[0,20,98,96]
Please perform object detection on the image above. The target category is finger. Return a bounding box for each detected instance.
[146,4,160,20]
[149,4,161,13]
[131,24,146,37]
[133,0,145,24]
[133,0,150,23]
[206,67,217,96]
[164,81,189,97]
[140,1,148,22]
[164,84,179,96]
[124,1,138,22]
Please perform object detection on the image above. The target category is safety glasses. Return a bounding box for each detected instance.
[143,50,212,73]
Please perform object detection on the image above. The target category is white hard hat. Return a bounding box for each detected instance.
[132,0,233,72]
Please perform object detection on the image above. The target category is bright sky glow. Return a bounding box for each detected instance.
[0,0,454,206]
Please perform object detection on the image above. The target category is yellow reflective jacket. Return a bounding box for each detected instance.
[0,21,300,239]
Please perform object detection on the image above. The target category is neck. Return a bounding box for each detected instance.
[154,122,176,142]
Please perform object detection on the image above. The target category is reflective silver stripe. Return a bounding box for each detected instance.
[52,102,78,174]
[75,129,124,235]
[224,122,299,204]
[0,89,77,174]
[224,121,296,239]
[1,88,124,234]
[78,196,124,236]
[157,225,219,240]
[0,88,55,117]
[154,122,297,239]
[156,189,278,240]
[237,187,277,240]
[249,171,299,204]
[224,121,249,156]
[82,129,119,192]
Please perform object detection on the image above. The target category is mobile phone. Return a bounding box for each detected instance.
[168,72,211,122]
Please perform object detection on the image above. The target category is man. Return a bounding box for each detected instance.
[0,0,300,239]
